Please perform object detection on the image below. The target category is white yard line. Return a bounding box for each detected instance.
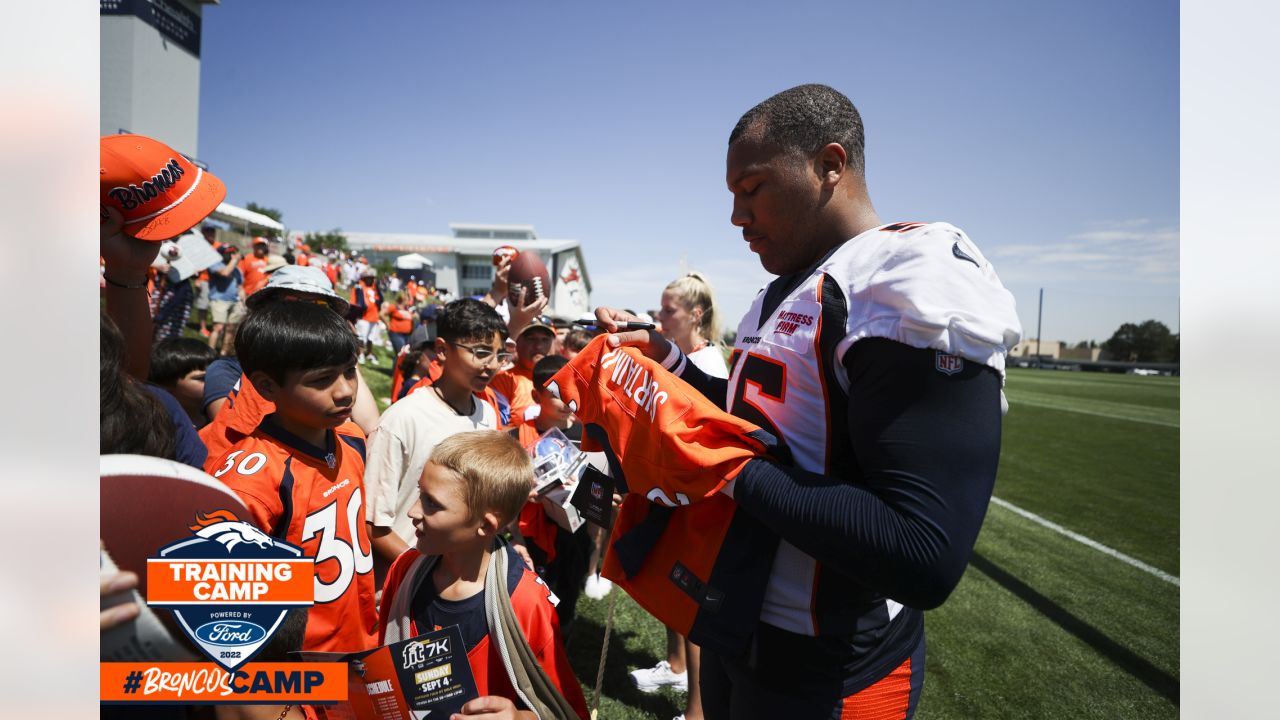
[1009,397,1179,428]
[990,496,1180,586]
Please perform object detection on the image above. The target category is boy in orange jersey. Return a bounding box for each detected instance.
[379,431,589,719]
[209,301,376,653]
[351,267,384,365]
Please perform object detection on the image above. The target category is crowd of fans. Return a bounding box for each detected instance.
[100,132,725,720]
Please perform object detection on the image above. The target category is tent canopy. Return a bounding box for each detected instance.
[209,202,285,233]
[395,253,435,270]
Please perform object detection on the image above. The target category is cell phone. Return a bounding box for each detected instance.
[574,320,655,332]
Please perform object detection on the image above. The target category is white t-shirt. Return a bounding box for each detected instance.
[363,387,498,545]
[688,344,729,379]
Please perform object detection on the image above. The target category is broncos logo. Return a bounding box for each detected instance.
[188,510,275,552]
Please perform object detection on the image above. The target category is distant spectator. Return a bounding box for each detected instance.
[206,244,245,355]
[382,291,415,355]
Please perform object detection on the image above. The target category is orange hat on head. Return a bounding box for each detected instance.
[100,134,226,241]
[252,236,269,246]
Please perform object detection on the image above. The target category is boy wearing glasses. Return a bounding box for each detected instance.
[364,298,511,582]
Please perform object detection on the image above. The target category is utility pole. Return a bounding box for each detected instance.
[1036,288,1044,363]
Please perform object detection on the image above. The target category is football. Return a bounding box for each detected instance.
[100,454,254,661]
[101,454,253,598]
[506,250,552,307]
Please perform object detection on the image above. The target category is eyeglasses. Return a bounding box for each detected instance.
[448,341,513,366]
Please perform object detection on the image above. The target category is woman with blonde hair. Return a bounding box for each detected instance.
[655,271,728,379]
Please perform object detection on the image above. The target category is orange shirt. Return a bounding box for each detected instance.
[385,302,413,334]
[199,372,275,465]
[238,255,270,295]
[514,423,560,563]
[490,365,535,426]
[352,284,380,322]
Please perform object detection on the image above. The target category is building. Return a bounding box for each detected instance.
[1009,340,1101,362]
[101,0,220,160]
[295,224,593,320]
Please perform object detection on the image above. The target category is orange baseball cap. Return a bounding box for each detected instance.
[100,134,226,241]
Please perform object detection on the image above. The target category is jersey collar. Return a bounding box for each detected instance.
[259,414,338,468]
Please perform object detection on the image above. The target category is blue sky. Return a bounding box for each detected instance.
[197,0,1177,343]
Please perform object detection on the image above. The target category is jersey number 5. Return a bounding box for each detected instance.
[729,350,788,448]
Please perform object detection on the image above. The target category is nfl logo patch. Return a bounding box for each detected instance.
[935,352,964,375]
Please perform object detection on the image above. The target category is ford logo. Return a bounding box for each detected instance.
[194,621,267,646]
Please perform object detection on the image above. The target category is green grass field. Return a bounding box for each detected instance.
[358,359,1179,719]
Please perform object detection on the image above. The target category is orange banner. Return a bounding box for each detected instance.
[101,662,347,703]
[147,559,315,604]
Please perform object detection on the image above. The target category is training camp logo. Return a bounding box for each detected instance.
[147,511,315,671]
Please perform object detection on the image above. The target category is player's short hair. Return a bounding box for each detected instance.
[532,355,569,390]
[665,272,722,347]
[236,302,359,384]
[729,83,866,174]
[562,328,594,354]
[428,431,533,526]
[436,298,508,346]
[147,337,217,386]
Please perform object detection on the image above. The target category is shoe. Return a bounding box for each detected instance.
[630,660,687,693]
[583,574,612,600]
[673,716,686,720]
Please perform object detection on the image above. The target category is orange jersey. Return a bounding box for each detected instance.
[210,416,377,654]
[200,372,276,466]
[238,255,271,295]
[489,365,535,426]
[546,335,779,656]
[384,303,413,334]
[398,357,444,402]
[352,284,381,322]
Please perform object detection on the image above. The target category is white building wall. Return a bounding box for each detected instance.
[100,7,203,157]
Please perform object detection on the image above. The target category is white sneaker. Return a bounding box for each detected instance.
[630,660,687,693]
[583,574,612,600]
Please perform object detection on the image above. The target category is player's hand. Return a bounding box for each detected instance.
[451,694,536,719]
[507,286,549,336]
[100,568,141,631]
[100,205,160,286]
[594,306,673,364]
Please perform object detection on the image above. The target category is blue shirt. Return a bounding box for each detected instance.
[207,261,242,302]
[143,383,209,470]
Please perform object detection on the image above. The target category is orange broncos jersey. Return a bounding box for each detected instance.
[210,416,377,653]
[199,372,275,466]
[544,335,781,654]
[489,365,535,427]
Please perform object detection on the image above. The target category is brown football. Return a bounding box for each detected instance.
[506,250,552,307]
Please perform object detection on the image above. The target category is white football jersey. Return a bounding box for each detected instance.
[725,221,1022,636]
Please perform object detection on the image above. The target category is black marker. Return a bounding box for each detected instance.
[575,320,655,332]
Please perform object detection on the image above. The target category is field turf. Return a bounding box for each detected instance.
[361,358,1179,719]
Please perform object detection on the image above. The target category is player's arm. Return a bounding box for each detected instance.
[729,338,1002,610]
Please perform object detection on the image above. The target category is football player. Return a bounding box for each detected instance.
[595,83,1022,719]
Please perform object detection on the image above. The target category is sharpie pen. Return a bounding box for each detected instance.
[574,320,655,332]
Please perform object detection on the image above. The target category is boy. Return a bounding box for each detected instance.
[364,299,508,580]
[147,337,217,427]
[378,431,589,719]
[509,356,593,635]
[209,301,377,653]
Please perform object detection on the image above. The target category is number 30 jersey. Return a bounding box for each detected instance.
[210,415,378,653]
[726,221,1021,636]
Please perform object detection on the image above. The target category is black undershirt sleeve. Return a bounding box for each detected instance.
[732,338,1003,610]
[674,359,729,410]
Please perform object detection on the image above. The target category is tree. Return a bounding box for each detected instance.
[245,202,284,239]
[304,228,350,254]
[1102,320,1178,363]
